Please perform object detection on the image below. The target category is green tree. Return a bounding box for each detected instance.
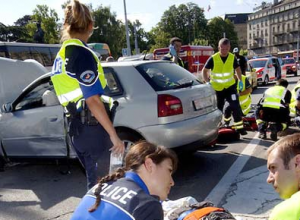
[90,5,125,58]
[25,5,60,44]
[207,17,239,51]
[149,2,207,50]
[128,20,150,54]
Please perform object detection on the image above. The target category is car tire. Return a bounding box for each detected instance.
[263,75,269,85]
[117,131,144,153]
[295,71,297,77]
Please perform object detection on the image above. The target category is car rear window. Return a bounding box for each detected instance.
[135,62,201,91]
[249,60,267,68]
[283,58,295,64]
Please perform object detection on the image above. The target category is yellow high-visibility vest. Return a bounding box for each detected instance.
[51,39,107,107]
[211,52,236,91]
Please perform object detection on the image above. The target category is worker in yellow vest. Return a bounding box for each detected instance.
[223,75,252,125]
[162,37,185,69]
[289,80,300,117]
[266,133,300,220]
[51,0,124,190]
[202,38,247,135]
[256,79,291,141]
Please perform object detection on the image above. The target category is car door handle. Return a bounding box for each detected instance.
[49,117,58,122]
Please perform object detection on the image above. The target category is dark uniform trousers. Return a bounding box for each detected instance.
[256,107,289,133]
[216,84,243,123]
[70,120,112,190]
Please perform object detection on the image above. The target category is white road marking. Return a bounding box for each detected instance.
[205,132,261,206]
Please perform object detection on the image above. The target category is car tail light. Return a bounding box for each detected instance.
[158,94,183,117]
[256,68,263,78]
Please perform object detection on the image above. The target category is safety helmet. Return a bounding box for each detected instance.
[233,47,239,53]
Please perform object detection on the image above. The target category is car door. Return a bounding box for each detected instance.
[0,78,67,158]
[267,59,275,80]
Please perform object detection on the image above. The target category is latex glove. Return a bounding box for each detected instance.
[238,80,243,92]
[169,45,176,56]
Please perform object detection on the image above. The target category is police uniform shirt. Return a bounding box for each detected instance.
[204,55,239,70]
[65,44,104,100]
[71,171,164,220]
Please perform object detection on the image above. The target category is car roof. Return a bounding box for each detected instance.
[101,60,169,68]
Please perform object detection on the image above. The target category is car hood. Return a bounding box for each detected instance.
[0,58,48,107]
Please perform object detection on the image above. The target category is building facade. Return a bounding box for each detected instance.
[248,0,300,57]
[225,13,250,51]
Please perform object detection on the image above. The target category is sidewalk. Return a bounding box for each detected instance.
[221,165,282,220]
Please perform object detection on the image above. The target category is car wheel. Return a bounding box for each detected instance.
[295,71,297,77]
[263,75,269,85]
[117,131,144,153]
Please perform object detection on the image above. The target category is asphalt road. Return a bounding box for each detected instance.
[1,75,299,220]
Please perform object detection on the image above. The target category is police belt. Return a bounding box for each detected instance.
[66,100,112,126]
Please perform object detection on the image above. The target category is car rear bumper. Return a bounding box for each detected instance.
[138,109,222,149]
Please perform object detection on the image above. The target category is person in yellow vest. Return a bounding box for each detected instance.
[223,75,252,125]
[289,80,300,117]
[202,38,247,135]
[256,79,291,141]
[266,133,300,220]
[51,0,124,190]
[162,37,185,69]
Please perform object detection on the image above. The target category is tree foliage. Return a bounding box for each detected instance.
[207,17,239,51]
[25,5,60,44]
[89,5,125,58]
[149,2,208,50]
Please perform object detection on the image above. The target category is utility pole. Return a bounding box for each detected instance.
[123,0,131,56]
[296,14,299,63]
[134,25,139,54]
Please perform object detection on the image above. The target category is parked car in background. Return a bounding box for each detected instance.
[245,62,258,90]
[0,60,222,167]
[281,57,298,76]
[248,56,284,85]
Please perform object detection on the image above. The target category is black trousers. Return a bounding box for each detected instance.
[256,107,289,133]
[216,85,243,123]
[70,120,112,190]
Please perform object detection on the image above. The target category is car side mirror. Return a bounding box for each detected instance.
[1,103,12,113]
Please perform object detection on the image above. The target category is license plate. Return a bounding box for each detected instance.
[193,97,213,111]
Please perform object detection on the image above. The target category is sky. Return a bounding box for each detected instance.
[0,0,270,32]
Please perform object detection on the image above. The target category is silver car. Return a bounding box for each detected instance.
[0,60,222,162]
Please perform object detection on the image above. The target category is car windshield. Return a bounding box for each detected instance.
[136,62,201,91]
[282,58,295,64]
[249,60,267,68]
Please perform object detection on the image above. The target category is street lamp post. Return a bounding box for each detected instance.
[123,0,131,56]
[297,26,299,63]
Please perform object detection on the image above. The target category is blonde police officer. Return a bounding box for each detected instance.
[51,0,124,189]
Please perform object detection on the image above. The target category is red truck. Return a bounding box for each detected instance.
[153,45,214,78]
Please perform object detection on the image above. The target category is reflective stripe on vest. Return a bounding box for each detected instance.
[51,39,107,107]
[210,52,235,91]
[165,53,184,67]
[289,83,300,115]
[237,75,252,115]
[262,86,287,109]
